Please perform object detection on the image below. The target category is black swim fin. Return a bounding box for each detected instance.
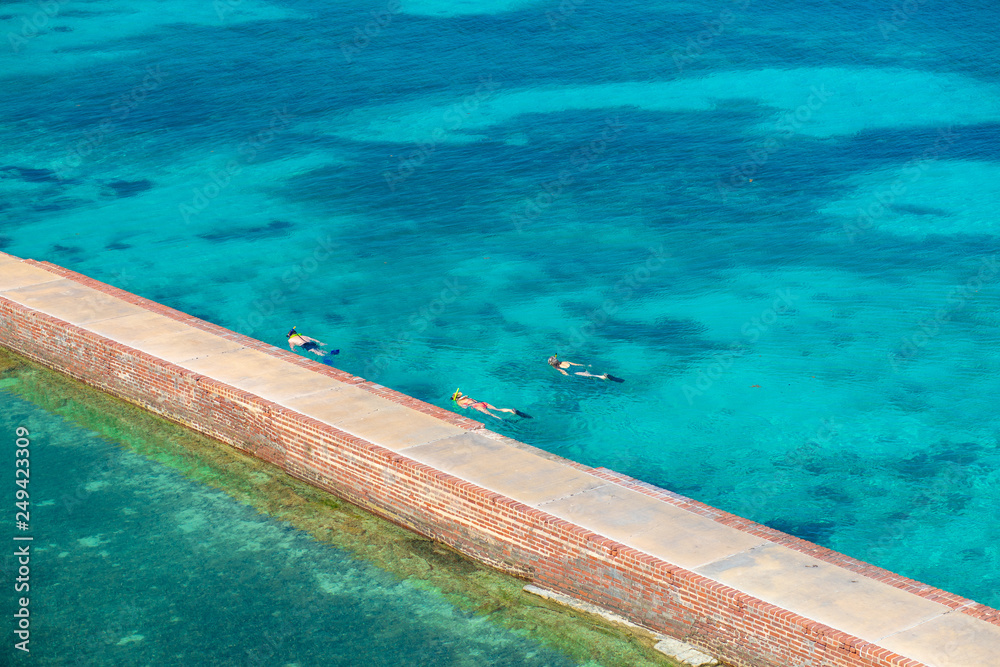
[606,375,625,383]
[514,410,533,419]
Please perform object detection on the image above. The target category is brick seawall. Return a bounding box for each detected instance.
[0,252,997,667]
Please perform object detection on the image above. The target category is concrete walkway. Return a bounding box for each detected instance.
[1,252,998,667]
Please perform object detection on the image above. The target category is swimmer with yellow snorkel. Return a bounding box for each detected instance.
[451,389,531,420]
[287,326,339,365]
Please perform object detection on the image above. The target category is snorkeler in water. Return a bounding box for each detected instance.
[287,327,339,365]
[451,389,531,420]
[547,354,624,382]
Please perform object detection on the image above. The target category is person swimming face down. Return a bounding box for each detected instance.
[451,388,531,420]
[547,353,585,375]
[286,326,339,361]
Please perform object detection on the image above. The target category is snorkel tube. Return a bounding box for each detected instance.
[451,388,461,402]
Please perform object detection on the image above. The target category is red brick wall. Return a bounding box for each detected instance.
[3,262,996,667]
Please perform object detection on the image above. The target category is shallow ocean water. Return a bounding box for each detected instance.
[0,388,586,666]
[1,0,998,616]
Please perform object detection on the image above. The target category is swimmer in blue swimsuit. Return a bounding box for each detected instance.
[547,354,624,382]
[287,327,339,363]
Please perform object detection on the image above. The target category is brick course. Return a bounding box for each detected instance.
[2,260,997,667]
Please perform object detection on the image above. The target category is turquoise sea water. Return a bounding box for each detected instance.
[0,391,582,665]
[1,0,998,614]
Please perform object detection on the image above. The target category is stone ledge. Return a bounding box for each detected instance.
[524,585,720,666]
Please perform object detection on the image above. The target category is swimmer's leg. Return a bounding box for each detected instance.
[485,404,532,419]
[473,404,503,420]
